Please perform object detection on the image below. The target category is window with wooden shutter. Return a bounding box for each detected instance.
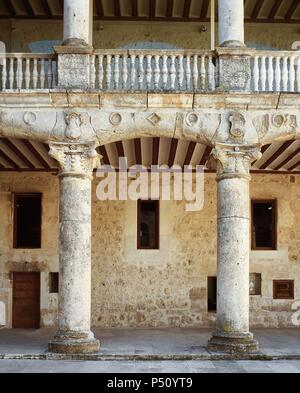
[273,280,294,300]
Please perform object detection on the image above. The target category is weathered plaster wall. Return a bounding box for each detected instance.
[0,171,300,329]
[0,20,298,52]
[0,173,59,328]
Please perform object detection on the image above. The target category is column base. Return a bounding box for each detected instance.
[48,330,100,354]
[207,331,259,354]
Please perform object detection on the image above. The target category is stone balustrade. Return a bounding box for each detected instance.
[91,50,217,92]
[0,53,57,90]
[1,49,300,94]
[252,51,300,93]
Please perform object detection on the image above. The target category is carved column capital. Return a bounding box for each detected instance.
[49,142,101,179]
[213,143,262,181]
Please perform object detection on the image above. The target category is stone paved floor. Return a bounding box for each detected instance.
[0,328,300,358]
[1,359,300,373]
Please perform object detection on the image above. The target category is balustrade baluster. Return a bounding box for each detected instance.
[282,56,288,92]
[98,55,104,90]
[146,55,152,91]
[130,55,136,91]
[186,55,191,91]
[9,57,14,89]
[138,55,145,90]
[162,55,168,90]
[40,58,45,89]
[122,55,128,91]
[178,55,184,91]
[106,55,112,90]
[200,55,206,91]
[253,56,259,92]
[154,55,160,91]
[192,55,198,91]
[289,56,295,92]
[90,55,96,89]
[25,58,30,90]
[114,55,120,91]
[260,56,267,92]
[2,57,7,90]
[267,56,274,92]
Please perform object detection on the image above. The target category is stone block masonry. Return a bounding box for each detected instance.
[0,172,299,330]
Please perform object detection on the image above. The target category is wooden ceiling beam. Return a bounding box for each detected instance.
[40,0,52,17]
[152,137,160,166]
[274,147,300,170]
[135,138,142,165]
[168,138,179,167]
[4,0,17,16]
[0,148,20,169]
[95,0,104,18]
[21,139,51,169]
[252,0,264,19]
[114,0,121,17]
[116,141,125,158]
[285,0,300,20]
[199,146,212,166]
[201,0,210,19]
[183,0,192,18]
[259,141,295,169]
[269,0,283,19]
[131,0,138,17]
[184,142,196,167]
[288,158,300,171]
[99,145,110,166]
[166,0,173,18]
[23,0,35,17]
[1,139,35,169]
[150,0,156,19]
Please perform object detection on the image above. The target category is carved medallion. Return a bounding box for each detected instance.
[109,112,122,126]
[186,112,199,127]
[23,112,37,126]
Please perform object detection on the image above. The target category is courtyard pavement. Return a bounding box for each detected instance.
[0,328,300,361]
[1,359,300,373]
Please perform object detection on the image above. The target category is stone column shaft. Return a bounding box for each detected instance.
[64,0,93,46]
[48,142,100,354]
[208,144,261,354]
[218,0,245,47]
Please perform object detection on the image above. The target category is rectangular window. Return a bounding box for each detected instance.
[13,193,42,249]
[137,200,159,250]
[273,280,294,300]
[207,277,217,312]
[250,273,262,296]
[252,200,277,250]
[49,273,59,294]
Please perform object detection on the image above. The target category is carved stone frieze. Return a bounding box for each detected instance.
[253,113,298,143]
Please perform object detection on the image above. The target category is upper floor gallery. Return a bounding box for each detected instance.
[0,0,299,93]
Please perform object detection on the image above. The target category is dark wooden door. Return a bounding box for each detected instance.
[13,272,40,329]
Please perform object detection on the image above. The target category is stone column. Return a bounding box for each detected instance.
[48,142,100,354]
[218,0,245,47]
[207,144,261,354]
[63,0,93,47]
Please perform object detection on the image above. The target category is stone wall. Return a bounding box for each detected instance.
[0,171,299,329]
[0,20,298,52]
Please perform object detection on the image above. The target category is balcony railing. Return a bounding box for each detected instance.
[91,50,217,92]
[1,50,300,93]
[251,51,300,93]
[0,53,57,90]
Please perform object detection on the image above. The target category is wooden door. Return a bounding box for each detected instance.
[13,272,40,329]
